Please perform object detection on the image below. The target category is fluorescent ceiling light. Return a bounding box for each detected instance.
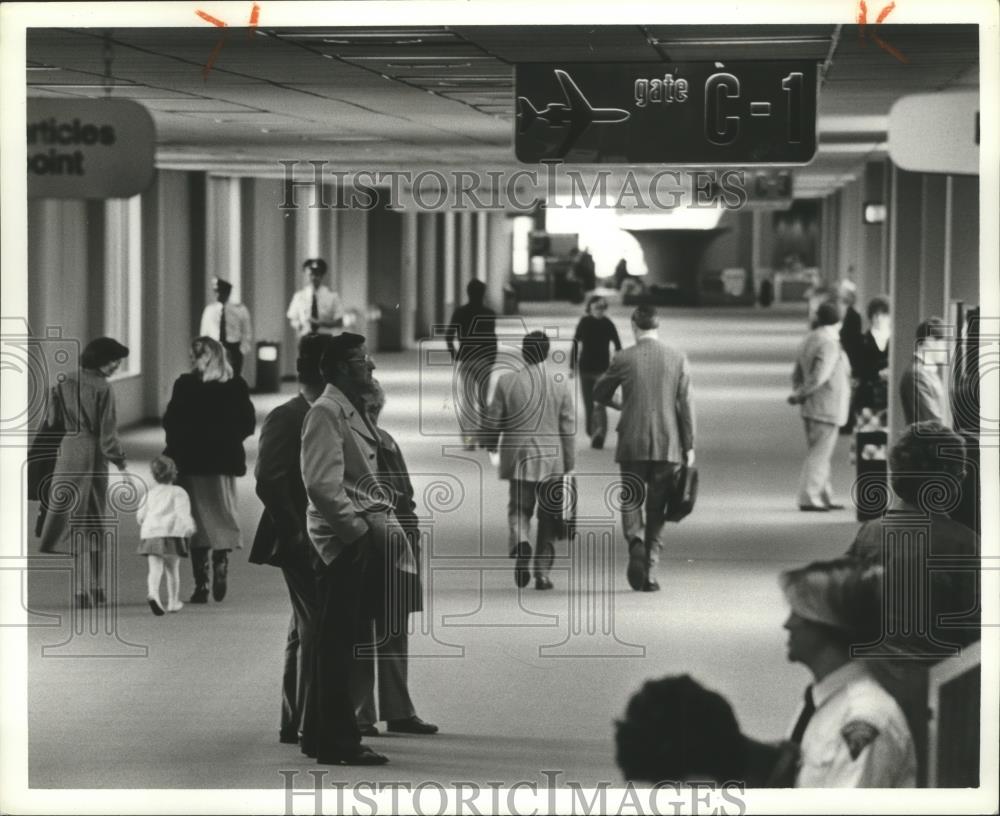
[817,115,888,132]
[31,83,136,88]
[386,63,474,70]
[816,142,886,154]
[355,55,492,62]
[277,29,453,39]
[26,65,61,71]
[651,36,829,46]
[615,209,724,231]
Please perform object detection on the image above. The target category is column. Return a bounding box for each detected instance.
[242,178,288,390]
[338,207,369,336]
[920,175,948,318]
[205,177,242,300]
[458,211,474,291]
[401,212,418,349]
[862,161,889,298]
[887,165,925,439]
[417,212,439,338]
[476,211,488,282]
[143,171,195,414]
[486,212,511,314]
[443,211,457,318]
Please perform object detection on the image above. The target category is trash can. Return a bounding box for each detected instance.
[255,341,281,393]
[503,285,519,315]
[855,429,888,521]
[376,303,401,351]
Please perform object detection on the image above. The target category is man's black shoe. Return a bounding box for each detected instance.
[358,724,379,737]
[642,579,661,592]
[626,538,646,591]
[534,577,554,590]
[387,716,439,735]
[513,541,532,588]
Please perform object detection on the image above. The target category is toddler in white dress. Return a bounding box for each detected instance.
[136,455,196,615]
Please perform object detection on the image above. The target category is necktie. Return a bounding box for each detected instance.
[790,686,816,744]
[311,291,319,322]
[219,303,227,343]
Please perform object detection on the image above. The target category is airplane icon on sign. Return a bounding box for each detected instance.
[516,69,630,158]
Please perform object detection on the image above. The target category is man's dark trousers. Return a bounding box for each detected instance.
[306,540,367,761]
[280,553,319,742]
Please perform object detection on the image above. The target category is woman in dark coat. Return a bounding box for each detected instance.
[38,337,130,609]
[852,295,892,418]
[163,336,255,603]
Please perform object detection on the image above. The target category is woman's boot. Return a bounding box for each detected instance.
[190,549,210,603]
[212,550,229,602]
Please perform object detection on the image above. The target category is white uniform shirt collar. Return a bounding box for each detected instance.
[811,660,867,709]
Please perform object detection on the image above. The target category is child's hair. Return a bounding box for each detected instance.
[150,455,178,485]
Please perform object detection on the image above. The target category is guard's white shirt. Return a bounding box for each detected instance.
[200,301,253,354]
[286,285,343,336]
[792,661,916,788]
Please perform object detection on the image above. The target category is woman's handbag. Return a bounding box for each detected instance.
[665,465,698,523]
[545,473,577,538]
[28,386,66,536]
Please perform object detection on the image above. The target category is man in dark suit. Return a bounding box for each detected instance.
[250,333,332,751]
[593,305,695,592]
[445,279,498,449]
[301,332,408,766]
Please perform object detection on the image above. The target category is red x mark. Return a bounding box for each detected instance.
[195,2,261,80]
[858,0,909,63]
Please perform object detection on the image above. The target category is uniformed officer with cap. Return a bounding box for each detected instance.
[287,258,345,337]
[779,557,917,787]
[200,277,252,377]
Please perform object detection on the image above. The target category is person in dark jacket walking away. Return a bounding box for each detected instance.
[571,295,621,449]
[445,279,498,449]
[164,336,256,603]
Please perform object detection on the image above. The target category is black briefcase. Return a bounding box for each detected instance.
[665,465,698,523]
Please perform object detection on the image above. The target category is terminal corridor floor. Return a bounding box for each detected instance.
[25,302,861,789]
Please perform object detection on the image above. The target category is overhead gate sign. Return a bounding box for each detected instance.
[27,98,156,199]
[515,61,817,165]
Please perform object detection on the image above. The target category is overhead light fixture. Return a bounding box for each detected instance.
[385,62,482,70]
[278,29,454,39]
[31,83,136,88]
[359,55,491,62]
[324,37,429,45]
[650,36,830,47]
[26,65,61,71]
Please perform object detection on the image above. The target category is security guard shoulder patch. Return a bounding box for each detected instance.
[841,720,880,760]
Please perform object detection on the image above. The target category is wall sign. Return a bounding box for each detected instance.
[27,98,156,199]
[888,91,978,176]
[515,61,817,165]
